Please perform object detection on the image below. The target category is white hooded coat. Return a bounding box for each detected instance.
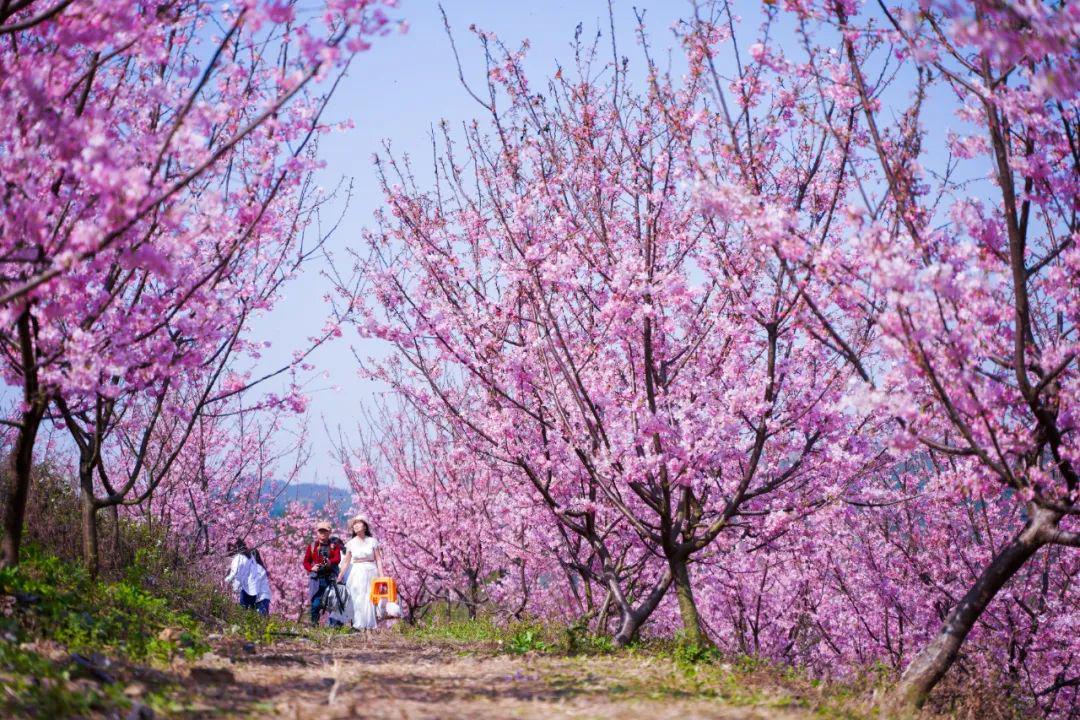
[244,557,272,602]
[225,553,251,595]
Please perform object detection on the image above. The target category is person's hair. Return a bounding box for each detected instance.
[351,519,371,538]
[233,538,249,554]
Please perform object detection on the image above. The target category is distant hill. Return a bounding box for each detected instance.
[263,482,352,520]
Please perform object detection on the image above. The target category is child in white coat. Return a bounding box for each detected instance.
[225,539,272,615]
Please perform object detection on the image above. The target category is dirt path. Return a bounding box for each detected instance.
[171,632,819,719]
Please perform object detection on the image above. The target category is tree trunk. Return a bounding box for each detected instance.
[1,416,41,569]
[1,400,45,568]
[2,310,46,568]
[613,612,642,646]
[595,589,613,635]
[80,485,100,578]
[611,569,673,647]
[466,569,479,619]
[670,553,711,648]
[110,505,121,558]
[889,506,1056,713]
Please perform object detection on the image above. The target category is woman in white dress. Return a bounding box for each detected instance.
[337,515,384,630]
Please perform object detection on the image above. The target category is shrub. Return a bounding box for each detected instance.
[0,545,209,665]
[0,640,131,718]
[505,625,552,655]
[562,622,615,656]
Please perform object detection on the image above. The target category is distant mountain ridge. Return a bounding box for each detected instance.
[263,481,352,520]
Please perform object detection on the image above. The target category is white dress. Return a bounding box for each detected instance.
[343,536,380,629]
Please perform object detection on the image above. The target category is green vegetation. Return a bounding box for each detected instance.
[1,546,208,663]
[505,625,552,654]
[0,471,321,718]
[0,545,212,716]
[401,615,507,643]
[561,621,615,655]
[398,615,888,719]
[401,614,616,656]
[0,541,317,718]
[0,639,129,718]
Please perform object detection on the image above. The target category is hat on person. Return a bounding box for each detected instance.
[350,514,369,528]
[315,520,332,531]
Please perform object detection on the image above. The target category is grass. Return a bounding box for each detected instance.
[0,639,131,717]
[615,656,874,718]
[397,615,1036,719]
[400,614,874,715]
[399,600,613,656]
[0,545,209,716]
[401,613,619,657]
[0,545,210,663]
[401,615,509,643]
[0,543,312,718]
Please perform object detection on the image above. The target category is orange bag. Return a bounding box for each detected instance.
[369,576,398,605]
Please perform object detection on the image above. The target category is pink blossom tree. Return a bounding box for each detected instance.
[345,13,878,647]
[0,0,396,566]
[683,457,1080,716]
[732,0,1080,710]
[51,168,345,576]
[340,401,588,624]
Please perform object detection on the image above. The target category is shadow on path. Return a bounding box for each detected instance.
[172,631,809,720]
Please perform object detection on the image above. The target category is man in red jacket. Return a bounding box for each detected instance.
[304,520,343,625]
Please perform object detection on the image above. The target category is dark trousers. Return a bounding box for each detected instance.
[240,591,269,616]
[310,575,342,626]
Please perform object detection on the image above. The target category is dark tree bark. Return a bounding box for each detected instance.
[79,467,100,578]
[889,505,1059,712]
[1,310,47,568]
[611,567,673,647]
[669,553,711,648]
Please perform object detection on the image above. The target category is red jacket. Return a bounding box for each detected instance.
[303,539,342,573]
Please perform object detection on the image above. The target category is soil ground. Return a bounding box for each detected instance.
[170,631,824,719]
